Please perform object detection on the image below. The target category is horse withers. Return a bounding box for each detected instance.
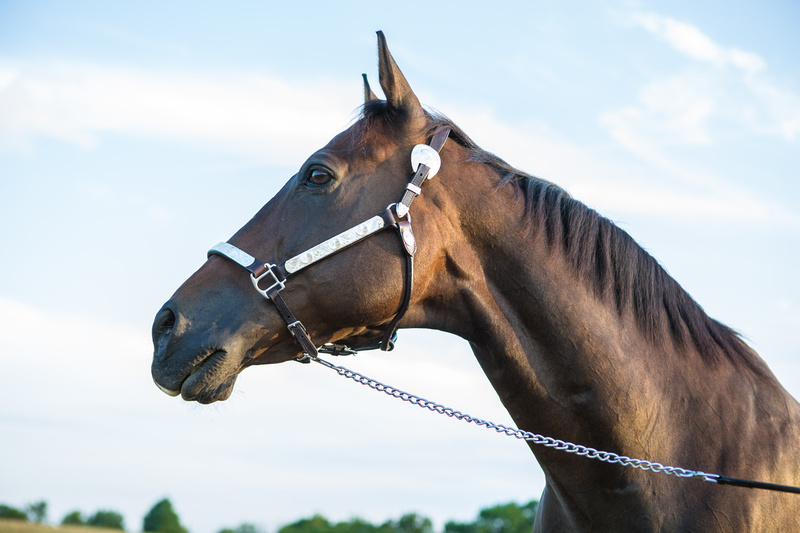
[151,32,800,531]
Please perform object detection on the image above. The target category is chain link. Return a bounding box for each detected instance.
[313,357,719,483]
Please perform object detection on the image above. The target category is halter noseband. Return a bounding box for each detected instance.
[208,126,450,363]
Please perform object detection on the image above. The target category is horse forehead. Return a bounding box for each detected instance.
[322,123,393,164]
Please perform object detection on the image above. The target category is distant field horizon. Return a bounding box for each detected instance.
[0,519,125,533]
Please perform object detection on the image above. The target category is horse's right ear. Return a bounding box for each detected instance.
[376,31,425,129]
[363,73,378,103]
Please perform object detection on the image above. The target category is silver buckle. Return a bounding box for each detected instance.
[250,264,285,298]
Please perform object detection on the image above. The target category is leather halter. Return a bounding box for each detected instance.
[208,126,450,362]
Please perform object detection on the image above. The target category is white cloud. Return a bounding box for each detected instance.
[0,60,359,162]
[0,53,796,230]
[750,77,800,141]
[728,48,766,74]
[632,12,765,74]
[601,75,714,148]
[446,104,800,230]
[634,12,718,63]
[593,11,800,216]
[0,298,151,407]
[614,12,800,147]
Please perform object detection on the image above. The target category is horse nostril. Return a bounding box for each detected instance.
[162,313,175,336]
[152,307,177,346]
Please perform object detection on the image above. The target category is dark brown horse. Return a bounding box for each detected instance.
[152,33,800,531]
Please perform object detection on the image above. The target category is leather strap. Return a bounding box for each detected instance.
[379,246,414,351]
[399,163,432,212]
[429,126,449,152]
[377,127,449,348]
[267,288,318,358]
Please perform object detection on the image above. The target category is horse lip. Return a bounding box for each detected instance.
[153,348,227,400]
[178,349,237,403]
[154,380,180,397]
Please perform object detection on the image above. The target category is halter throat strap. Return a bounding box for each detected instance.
[208,126,450,361]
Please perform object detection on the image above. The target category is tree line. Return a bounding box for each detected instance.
[0,498,186,532]
[0,497,538,533]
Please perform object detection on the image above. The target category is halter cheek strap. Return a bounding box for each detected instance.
[208,126,450,362]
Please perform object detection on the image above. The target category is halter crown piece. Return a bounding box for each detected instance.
[208,127,450,362]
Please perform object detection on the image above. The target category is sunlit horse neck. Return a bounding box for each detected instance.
[151,33,800,532]
[378,106,800,528]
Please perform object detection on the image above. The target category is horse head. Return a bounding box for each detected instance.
[151,32,471,403]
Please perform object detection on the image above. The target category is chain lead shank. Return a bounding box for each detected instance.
[312,357,800,494]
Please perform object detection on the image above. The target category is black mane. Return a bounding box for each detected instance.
[361,102,766,375]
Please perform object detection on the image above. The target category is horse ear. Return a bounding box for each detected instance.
[362,73,379,103]
[376,31,426,129]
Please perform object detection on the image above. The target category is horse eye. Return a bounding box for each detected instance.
[309,168,333,186]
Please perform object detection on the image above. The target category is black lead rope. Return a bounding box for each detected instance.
[715,475,800,494]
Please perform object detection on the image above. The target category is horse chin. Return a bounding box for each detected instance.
[181,374,237,404]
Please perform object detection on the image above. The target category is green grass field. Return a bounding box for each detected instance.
[0,519,124,533]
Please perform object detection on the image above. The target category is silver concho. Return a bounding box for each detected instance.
[411,144,441,179]
[284,215,385,274]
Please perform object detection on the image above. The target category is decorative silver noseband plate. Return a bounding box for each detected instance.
[209,241,257,269]
[284,215,386,274]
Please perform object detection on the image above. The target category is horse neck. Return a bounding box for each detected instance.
[418,166,800,493]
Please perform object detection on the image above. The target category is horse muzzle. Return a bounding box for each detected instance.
[150,304,244,404]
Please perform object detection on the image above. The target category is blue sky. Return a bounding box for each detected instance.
[1,1,799,532]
